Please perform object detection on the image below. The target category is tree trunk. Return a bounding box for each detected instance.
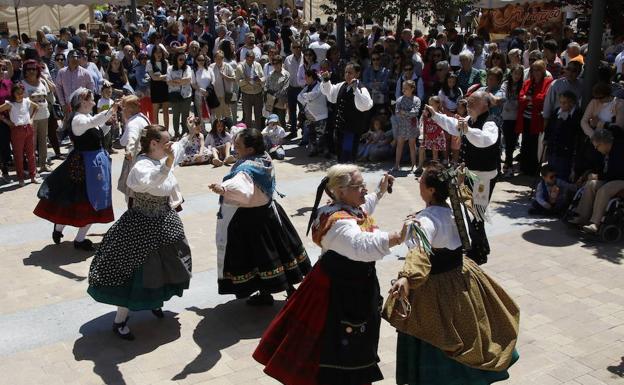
[396,0,410,32]
[336,0,346,59]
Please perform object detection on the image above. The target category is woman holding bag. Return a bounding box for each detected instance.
[385,162,520,385]
[167,52,193,140]
[191,53,213,126]
[208,50,235,125]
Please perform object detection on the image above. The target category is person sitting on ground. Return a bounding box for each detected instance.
[358,116,387,162]
[181,116,213,166]
[529,164,576,216]
[205,118,235,167]
[261,114,287,160]
[569,129,624,233]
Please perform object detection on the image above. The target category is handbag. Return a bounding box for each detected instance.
[221,74,233,102]
[265,93,276,113]
[205,84,220,109]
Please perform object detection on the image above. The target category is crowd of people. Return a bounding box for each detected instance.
[0,0,623,384]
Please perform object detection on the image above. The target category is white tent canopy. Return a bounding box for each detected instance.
[0,0,128,37]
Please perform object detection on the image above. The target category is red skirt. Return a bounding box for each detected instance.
[253,264,330,385]
[34,199,114,227]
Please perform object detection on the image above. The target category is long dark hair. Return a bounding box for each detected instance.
[505,64,524,99]
[149,45,168,73]
[209,118,229,138]
[441,73,461,102]
[220,39,235,61]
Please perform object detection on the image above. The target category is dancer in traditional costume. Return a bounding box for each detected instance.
[253,164,408,385]
[385,162,520,385]
[209,128,310,306]
[34,88,117,251]
[425,90,500,264]
[87,125,192,340]
[117,95,151,206]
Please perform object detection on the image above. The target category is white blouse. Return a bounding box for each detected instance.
[221,172,270,207]
[320,194,391,263]
[413,206,462,250]
[126,137,188,207]
[71,109,114,137]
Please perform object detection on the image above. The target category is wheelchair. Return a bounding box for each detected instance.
[563,187,624,242]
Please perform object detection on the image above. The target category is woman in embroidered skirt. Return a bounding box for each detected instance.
[33,88,117,251]
[87,125,192,340]
[208,128,311,306]
[253,164,408,385]
[386,162,520,385]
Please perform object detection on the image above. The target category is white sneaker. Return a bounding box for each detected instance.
[582,223,599,234]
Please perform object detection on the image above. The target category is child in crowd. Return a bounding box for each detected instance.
[205,118,235,167]
[451,98,468,164]
[133,52,153,122]
[262,114,287,160]
[530,164,576,216]
[180,116,212,166]
[358,116,387,161]
[544,91,581,182]
[438,72,463,115]
[0,84,39,186]
[415,95,446,176]
[97,81,117,154]
[392,79,421,173]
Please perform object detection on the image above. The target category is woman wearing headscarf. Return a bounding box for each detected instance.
[208,128,311,306]
[34,87,117,250]
[254,164,408,385]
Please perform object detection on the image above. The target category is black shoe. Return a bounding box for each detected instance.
[414,167,424,177]
[246,293,274,306]
[285,132,297,140]
[52,228,63,244]
[73,239,94,251]
[151,308,164,318]
[112,317,135,341]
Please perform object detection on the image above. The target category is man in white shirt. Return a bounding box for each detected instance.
[284,41,304,135]
[320,63,373,161]
[309,31,331,63]
[239,33,262,62]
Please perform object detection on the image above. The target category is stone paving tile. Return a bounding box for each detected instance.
[1,148,624,384]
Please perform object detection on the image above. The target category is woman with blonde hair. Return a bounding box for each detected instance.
[515,59,553,175]
[254,164,408,385]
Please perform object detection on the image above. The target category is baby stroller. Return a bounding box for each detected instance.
[564,187,624,242]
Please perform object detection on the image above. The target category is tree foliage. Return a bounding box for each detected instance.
[320,0,476,29]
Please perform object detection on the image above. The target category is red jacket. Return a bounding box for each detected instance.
[515,77,553,135]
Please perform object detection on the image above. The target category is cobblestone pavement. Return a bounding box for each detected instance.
[1,141,623,385]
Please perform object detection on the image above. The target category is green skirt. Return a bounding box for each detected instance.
[396,332,519,385]
[88,266,189,311]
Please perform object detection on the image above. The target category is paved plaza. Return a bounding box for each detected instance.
[1,142,624,385]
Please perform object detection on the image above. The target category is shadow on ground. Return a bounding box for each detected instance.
[282,144,392,173]
[23,242,99,281]
[607,356,624,377]
[172,299,284,381]
[73,311,182,385]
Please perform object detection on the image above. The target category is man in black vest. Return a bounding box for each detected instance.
[424,91,500,264]
[320,63,373,161]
